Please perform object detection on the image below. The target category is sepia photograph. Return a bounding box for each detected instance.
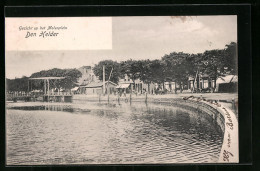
[5,16,238,165]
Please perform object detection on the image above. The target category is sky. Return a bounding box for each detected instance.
[6,16,237,79]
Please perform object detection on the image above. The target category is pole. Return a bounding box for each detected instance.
[28,80,30,93]
[192,69,199,93]
[47,79,50,102]
[174,81,177,94]
[103,65,105,95]
[106,67,113,95]
[198,73,201,92]
[108,67,113,81]
[44,80,46,95]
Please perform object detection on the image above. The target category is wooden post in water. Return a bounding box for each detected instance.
[198,74,201,92]
[193,69,199,93]
[117,93,120,103]
[47,79,50,102]
[103,65,105,95]
[44,80,46,95]
[130,93,132,103]
[145,92,148,103]
[28,80,29,93]
[232,98,235,111]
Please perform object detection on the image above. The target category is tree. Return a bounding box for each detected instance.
[30,68,82,89]
[149,59,165,88]
[161,52,192,92]
[194,42,237,90]
[139,59,153,84]
[6,77,29,92]
[224,42,237,75]
[93,60,120,84]
[7,68,82,92]
[200,43,236,77]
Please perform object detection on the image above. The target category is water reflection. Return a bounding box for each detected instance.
[6,101,223,164]
[9,105,92,114]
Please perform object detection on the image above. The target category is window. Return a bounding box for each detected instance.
[203,80,208,88]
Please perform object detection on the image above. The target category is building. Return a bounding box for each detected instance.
[216,75,238,92]
[188,74,216,92]
[71,87,80,94]
[161,82,180,92]
[187,74,238,93]
[77,66,97,93]
[117,74,156,94]
[77,66,97,85]
[116,74,134,93]
[81,81,117,95]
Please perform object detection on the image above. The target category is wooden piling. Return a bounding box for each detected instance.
[231,98,236,112]
[117,94,120,103]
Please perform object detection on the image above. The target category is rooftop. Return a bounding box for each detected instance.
[83,81,117,88]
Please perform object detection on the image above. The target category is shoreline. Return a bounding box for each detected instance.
[73,93,238,163]
[6,93,239,163]
[73,93,238,115]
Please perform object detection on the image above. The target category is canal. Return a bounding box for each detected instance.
[6,100,223,165]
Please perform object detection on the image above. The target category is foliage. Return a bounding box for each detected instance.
[161,52,193,87]
[147,59,165,84]
[30,68,82,90]
[198,42,237,79]
[93,42,237,90]
[224,42,237,75]
[93,60,121,84]
[6,76,29,92]
[7,68,82,91]
[7,42,237,93]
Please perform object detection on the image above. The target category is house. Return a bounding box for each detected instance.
[187,74,237,93]
[71,87,80,94]
[188,74,216,92]
[216,75,238,92]
[116,74,134,93]
[117,74,156,94]
[76,66,97,93]
[161,81,181,92]
[81,81,117,95]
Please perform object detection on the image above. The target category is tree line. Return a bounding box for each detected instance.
[93,42,237,90]
[6,68,82,92]
[6,42,237,92]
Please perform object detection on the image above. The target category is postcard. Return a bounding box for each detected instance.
[5,15,238,165]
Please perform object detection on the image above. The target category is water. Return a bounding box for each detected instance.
[6,100,223,165]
